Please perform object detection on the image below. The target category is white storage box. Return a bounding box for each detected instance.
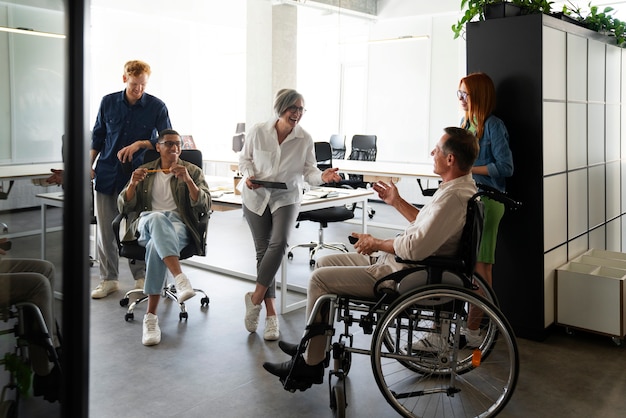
[556,249,626,338]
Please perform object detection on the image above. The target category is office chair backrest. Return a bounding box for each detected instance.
[143,148,203,169]
[329,134,346,160]
[349,134,377,162]
[347,135,377,182]
[314,142,333,171]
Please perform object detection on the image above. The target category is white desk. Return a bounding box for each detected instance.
[36,191,64,259]
[0,163,63,181]
[334,160,439,182]
[196,186,374,313]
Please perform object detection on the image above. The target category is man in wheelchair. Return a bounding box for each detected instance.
[263,127,479,388]
[117,129,211,345]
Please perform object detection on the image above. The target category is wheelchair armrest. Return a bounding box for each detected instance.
[394,255,465,272]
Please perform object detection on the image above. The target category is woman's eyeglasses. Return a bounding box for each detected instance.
[456,90,469,101]
[287,105,306,114]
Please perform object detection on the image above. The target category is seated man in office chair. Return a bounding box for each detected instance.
[118,129,211,345]
[0,238,62,401]
[263,127,479,388]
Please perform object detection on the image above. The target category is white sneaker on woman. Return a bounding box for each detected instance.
[264,315,280,341]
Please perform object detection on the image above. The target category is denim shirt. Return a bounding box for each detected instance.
[463,115,514,192]
[91,90,172,195]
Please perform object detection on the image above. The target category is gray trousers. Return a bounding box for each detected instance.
[242,203,298,299]
[96,191,145,281]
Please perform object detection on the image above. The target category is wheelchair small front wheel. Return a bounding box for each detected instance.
[330,382,346,418]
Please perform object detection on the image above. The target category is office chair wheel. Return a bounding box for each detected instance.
[125,312,134,322]
[120,297,129,307]
[179,312,188,321]
[309,259,316,267]
[287,252,294,260]
[200,297,210,307]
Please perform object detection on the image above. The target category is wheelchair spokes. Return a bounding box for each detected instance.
[371,286,518,418]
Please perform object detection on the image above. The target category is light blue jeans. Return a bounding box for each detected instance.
[137,211,190,295]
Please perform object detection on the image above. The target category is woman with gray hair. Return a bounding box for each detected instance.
[239,89,341,341]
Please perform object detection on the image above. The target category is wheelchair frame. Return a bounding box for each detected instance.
[279,187,522,418]
[0,302,62,417]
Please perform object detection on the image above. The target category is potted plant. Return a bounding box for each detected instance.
[562,2,626,46]
[452,0,553,39]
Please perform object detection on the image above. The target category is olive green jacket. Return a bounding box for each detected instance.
[117,157,211,255]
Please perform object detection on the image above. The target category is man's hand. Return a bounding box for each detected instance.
[117,141,147,163]
[46,169,64,186]
[372,181,399,205]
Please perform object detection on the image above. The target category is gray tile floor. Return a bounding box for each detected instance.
[3,202,626,417]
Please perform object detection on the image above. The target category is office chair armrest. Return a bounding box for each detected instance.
[112,212,130,250]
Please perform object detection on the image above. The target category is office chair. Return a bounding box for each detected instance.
[287,142,354,267]
[343,134,377,219]
[329,134,346,161]
[114,149,210,321]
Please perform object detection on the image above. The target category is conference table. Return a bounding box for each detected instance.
[196,185,375,314]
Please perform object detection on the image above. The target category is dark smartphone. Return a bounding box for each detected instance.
[348,236,358,245]
[0,240,12,251]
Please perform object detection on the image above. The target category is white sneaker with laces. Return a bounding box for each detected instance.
[264,315,280,341]
[91,280,119,299]
[244,292,262,333]
[174,273,195,303]
[142,313,161,346]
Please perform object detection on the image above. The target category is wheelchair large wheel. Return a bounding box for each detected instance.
[371,285,518,418]
[381,271,500,375]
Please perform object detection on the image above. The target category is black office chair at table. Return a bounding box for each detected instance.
[287,142,355,267]
[342,134,377,219]
[114,149,210,321]
[329,134,346,161]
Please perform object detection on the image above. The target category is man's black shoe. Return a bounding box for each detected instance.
[263,355,324,385]
[278,340,299,357]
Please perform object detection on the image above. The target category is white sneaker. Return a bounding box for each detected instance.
[142,313,161,346]
[410,332,448,352]
[174,273,195,303]
[134,278,145,290]
[244,292,262,333]
[91,280,119,299]
[462,327,483,348]
[264,316,280,341]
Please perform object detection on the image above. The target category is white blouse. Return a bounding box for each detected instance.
[238,118,324,216]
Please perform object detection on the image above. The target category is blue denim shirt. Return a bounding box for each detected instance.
[91,90,171,195]
[463,115,514,192]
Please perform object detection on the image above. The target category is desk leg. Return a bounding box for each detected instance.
[40,202,47,259]
[279,257,307,315]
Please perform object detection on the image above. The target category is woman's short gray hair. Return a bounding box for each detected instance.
[274,89,304,117]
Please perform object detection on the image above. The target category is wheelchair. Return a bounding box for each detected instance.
[278,186,521,418]
[0,302,62,417]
